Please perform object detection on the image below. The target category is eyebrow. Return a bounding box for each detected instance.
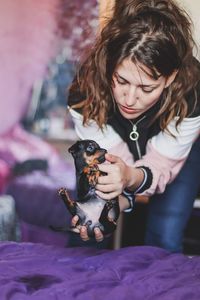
[138,84,159,88]
[115,72,160,88]
[115,73,129,83]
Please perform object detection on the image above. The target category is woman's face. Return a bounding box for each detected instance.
[112,58,174,119]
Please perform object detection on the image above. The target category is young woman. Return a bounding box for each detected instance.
[68,0,200,252]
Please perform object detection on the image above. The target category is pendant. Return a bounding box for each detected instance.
[129,124,139,141]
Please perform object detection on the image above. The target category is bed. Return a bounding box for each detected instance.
[1,241,200,300]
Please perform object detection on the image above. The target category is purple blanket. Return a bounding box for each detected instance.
[1,242,200,299]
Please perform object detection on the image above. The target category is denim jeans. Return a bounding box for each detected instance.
[145,136,200,252]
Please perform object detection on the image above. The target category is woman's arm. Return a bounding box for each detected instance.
[69,107,138,211]
[98,116,200,198]
[69,107,200,200]
[133,116,200,196]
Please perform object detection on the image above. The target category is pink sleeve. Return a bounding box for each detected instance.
[133,141,187,196]
[108,141,134,165]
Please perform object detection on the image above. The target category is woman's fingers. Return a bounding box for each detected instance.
[73,217,104,243]
[105,153,122,163]
[80,226,104,242]
[95,189,119,200]
[71,215,79,227]
[96,182,119,192]
[97,154,131,198]
[94,227,104,242]
[72,217,90,241]
[98,162,120,176]
[98,165,123,187]
[80,226,90,241]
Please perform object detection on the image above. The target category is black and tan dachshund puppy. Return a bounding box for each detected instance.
[58,139,120,237]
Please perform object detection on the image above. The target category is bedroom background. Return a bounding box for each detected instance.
[0,0,199,253]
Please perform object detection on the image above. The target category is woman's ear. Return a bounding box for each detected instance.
[165,70,178,88]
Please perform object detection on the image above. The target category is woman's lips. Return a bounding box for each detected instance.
[119,104,140,114]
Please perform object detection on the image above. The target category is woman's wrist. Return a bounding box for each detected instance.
[126,166,145,191]
[119,194,131,212]
[120,167,148,213]
[125,166,153,194]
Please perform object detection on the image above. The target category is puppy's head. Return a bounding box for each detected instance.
[69,140,107,171]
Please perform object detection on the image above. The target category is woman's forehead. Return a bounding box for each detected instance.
[115,58,163,83]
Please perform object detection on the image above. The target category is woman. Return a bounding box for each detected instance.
[68,0,200,252]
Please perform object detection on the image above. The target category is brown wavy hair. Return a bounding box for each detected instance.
[70,0,199,130]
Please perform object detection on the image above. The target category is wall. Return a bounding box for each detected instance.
[0,0,60,135]
[178,0,200,58]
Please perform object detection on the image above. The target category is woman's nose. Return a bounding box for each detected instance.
[124,86,138,106]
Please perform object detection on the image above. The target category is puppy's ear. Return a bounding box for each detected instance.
[68,141,81,157]
[68,143,77,156]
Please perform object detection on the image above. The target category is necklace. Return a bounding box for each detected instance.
[128,115,146,141]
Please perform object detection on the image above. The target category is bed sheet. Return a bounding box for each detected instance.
[0,242,200,300]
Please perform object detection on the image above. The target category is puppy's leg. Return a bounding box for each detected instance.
[58,188,77,216]
[99,201,117,234]
[50,188,78,233]
[56,188,84,234]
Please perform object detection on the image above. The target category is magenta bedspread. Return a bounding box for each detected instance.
[0,242,200,299]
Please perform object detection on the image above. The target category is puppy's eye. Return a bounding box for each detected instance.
[86,145,95,155]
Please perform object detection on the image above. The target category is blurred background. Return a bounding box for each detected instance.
[0,0,99,141]
[0,0,99,247]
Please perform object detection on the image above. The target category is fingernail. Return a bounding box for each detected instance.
[81,227,86,233]
[94,227,100,233]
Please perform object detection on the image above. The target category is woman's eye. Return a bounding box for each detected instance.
[115,76,127,85]
[141,87,155,93]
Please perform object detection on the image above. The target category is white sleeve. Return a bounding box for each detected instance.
[151,116,200,159]
[69,107,134,165]
[133,116,200,195]
[69,107,122,148]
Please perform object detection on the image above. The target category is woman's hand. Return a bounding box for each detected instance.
[71,194,130,243]
[71,215,105,242]
[95,153,144,200]
[70,153,144,243]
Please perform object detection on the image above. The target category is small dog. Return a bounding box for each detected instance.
[58,139,120,237]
